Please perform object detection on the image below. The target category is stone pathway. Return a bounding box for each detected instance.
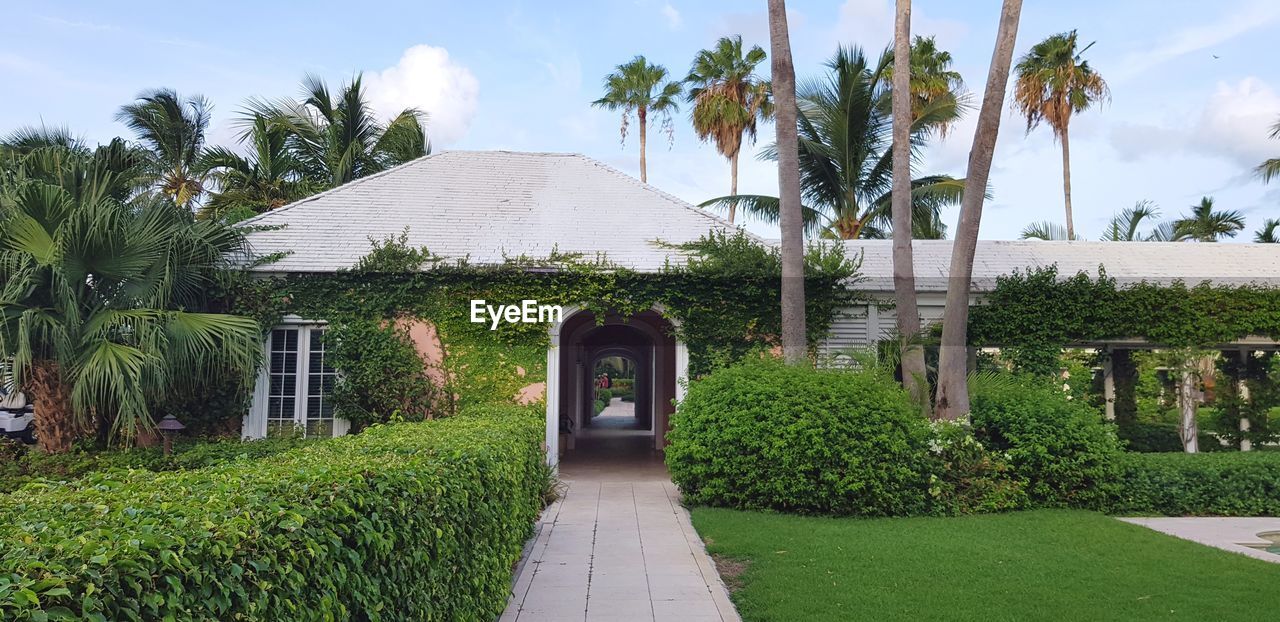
[1119,517,1280,564]
[501,437,739,622]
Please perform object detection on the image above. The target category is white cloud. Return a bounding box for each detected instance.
[1109,77,1280,168]
[831,0,967,52]
[364,44,480,147]
[662,3,682,30]
[1191,78,1280,166]
[1111,0,1280,83]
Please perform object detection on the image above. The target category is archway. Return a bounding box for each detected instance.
[544,307,687,468]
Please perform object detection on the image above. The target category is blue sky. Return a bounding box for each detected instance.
[3,0,1278,240]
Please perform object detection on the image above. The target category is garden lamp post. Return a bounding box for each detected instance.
[157,415,185,456]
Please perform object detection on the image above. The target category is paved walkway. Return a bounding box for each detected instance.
[501,432,739,622]
[1120,517,1280,564]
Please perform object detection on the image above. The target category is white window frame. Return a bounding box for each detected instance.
[243,316,350,439]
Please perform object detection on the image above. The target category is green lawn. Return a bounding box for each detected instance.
[692,508,1280,621]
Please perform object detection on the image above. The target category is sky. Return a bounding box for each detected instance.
[2,0,1278,241]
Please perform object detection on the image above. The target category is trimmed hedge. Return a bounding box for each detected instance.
[666,358,935,516]
[1107,452,1280,516]
[0,406,548,621]
[0,436,317,494]
[969,375,1122,509]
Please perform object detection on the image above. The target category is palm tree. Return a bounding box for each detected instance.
[1013,31,1109,241]
[702,46,965,240]
[1258,116,1280,183]
[935,0,1023,421]
[686,35,773,223]
[1020,221,1071,240]
[248,74,428,187]
[768,0,806,365]
[592,56,683,183]
[1099,200,1171,241]
[1255,218,1280,243]
[0,144,262,452]
[197,114,314,223]
[891,0,930,411]
[116,89,213,208]
[1172,196,1246,242]
[886,35,968,136]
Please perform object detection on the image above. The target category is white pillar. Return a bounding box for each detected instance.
[1178,369,1199,454]
[675,340,690,404]
[1102,349,1116,421]
[1239,349,1253,452]
[545,340,560,468]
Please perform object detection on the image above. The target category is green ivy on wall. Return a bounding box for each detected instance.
[970,266,1280,356]
[228,231,859,425]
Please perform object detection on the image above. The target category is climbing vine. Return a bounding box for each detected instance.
[970,266,1280,357]
[227,231,859,423]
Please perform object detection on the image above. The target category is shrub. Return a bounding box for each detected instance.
[1117,421,1225,453]
[0,437,315,494]
[327,320,438,429]
[597,388,613,404]
[0,406,548,621]
[1106,452,1280,516]
[969,374,1122,509]
[666,358,934,516]
[929,421,1028,515]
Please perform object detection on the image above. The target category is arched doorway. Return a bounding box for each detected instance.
[544,307,687,467]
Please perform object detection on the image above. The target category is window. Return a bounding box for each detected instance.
[263,325,338,438]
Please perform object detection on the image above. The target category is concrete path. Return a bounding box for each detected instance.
[1119,517,1280,563]
[501,433,739,622]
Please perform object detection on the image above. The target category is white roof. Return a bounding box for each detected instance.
[240,150,743,273]
[843,240,1280,292]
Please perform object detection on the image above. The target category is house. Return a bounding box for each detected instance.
[237,150,1280,463]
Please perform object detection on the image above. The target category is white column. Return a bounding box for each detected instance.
[544,338,560,468]
[1102,349,1116,421]
[675,340,690,404]
[1178,369,1199,454]
[1239,349,1253,452]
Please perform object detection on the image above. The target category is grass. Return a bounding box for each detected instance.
[692,508,1280,621]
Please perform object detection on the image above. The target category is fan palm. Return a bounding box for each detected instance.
[886,35,968,136]
[1172,196,1246,242]
[1259,117,1280,183]
[592,56,682,183]
[197,114,314,223]
[686,35,773,223]
[0,145,261,452]
[1013,31,1109,241]
[1020,221,1071,240]
[115,89,212,208]
[248,74,428,187]
[701,46,964,240]
[1099,200,1170,241]
[1253,218,1279,243]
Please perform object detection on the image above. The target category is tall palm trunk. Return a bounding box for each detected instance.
[638,106,649,183]
[891,0,929,412]
[1060,123,1074,240]
[26,360,81,453]
[729,151,740,223]
[935,0,1023,421]
[769,0,806,365]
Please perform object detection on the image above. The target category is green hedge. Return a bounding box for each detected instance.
[1117,421,1226,453]
[0,406,548,621]
[1106,452,1280,516]
[969,375,1122,509]
[0,436,316,494]
[666,358,935,516]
